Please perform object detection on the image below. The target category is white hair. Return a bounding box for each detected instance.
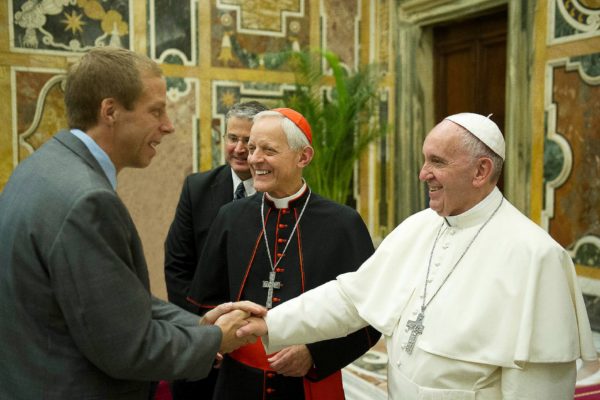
[253,111,311,151]
[459,128,504,183]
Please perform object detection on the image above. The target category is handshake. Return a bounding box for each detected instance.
[200,301,270,354]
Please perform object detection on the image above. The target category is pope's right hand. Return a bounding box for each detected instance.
[214,309,257,354]
[237,316,268,338]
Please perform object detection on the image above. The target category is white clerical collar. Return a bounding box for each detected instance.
[444,187,503,229]
[231,169,255,197]
[266,181,307,209]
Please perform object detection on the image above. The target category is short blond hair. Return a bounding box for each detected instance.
[64,46,163,130]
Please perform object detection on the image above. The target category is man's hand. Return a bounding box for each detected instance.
[236,316,268,337]
[268,345,313,377]
[214,309,257,354]
[201,301,267,325]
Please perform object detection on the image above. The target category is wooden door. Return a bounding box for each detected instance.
[434,8,507,150]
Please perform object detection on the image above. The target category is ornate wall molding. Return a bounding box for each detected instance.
[541,56,600,231]
[217,0,305,37]
[570,235,600,268]
[540,101,573,231]
[398,0,505,25]
[549,0,600,44]
[211,1,309,70]
[541,54,600,289]
[149,0,197,65]
[11,67,66,167]
[9,0,132,54]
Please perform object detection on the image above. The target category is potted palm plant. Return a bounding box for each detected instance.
[283,50,384,205]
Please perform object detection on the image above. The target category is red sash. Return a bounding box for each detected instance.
[575,383,600,399]
[230,338,344,400]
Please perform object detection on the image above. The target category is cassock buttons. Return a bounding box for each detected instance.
[278,223,288,229]
[266,372,275,379]
[276,253,284,258]
[277,238,286,244]
[275,267,284,273]
[266,388,276,394]
[281,209,290,214]
[273,297,281,303]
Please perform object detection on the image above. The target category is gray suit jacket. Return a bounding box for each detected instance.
[0,131,222,399]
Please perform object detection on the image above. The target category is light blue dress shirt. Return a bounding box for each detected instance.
[70,129,117,190]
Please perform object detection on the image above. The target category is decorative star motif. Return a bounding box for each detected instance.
[220,90,238,108]
[62,10,86,35]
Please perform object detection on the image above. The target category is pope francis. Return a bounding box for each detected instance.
[237,113,597,399]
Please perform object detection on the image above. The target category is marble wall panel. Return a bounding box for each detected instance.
[322,0,360,69]
[550,0,600,44]
[10,0,131,53]
[544,56,600,266]
[13,69,67,162]
[150,0,196,65]
[212,0,310,69]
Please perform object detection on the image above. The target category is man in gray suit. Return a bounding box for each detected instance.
[0,47,263,399]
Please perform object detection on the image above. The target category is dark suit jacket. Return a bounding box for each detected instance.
[165,164,234,313]
[188,191,381,388]
[0,131,222,400]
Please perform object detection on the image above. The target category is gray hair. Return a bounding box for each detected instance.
[458,128,504,183]
[253,110,311,151]
[225,101,268,124]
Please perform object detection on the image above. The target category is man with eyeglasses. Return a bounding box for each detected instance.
[164,101,268,400]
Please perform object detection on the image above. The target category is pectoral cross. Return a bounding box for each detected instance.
[262,271,281,309]
[405,312,425,355]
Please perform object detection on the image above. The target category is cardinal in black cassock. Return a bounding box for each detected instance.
[187,108,380,400]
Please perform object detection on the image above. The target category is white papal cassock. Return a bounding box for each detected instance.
[263,188,597,399]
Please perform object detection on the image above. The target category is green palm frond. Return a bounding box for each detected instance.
[283,50,385,204]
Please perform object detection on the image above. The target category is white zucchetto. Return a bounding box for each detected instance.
[445,113,505,160]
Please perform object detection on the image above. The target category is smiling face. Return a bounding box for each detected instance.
[224,116,254,180]
[247,116,311,198]
[110,74,174,172]
[418,120,482,217]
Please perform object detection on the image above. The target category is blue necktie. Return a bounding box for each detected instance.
[234,182,245,200]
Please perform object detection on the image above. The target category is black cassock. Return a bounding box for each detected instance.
[188,188,381,400]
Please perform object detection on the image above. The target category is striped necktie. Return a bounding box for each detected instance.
[234,181,245,200]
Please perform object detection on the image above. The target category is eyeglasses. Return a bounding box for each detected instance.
[223,133,250,146]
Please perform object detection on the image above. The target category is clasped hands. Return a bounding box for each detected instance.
[202,301,312,377]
